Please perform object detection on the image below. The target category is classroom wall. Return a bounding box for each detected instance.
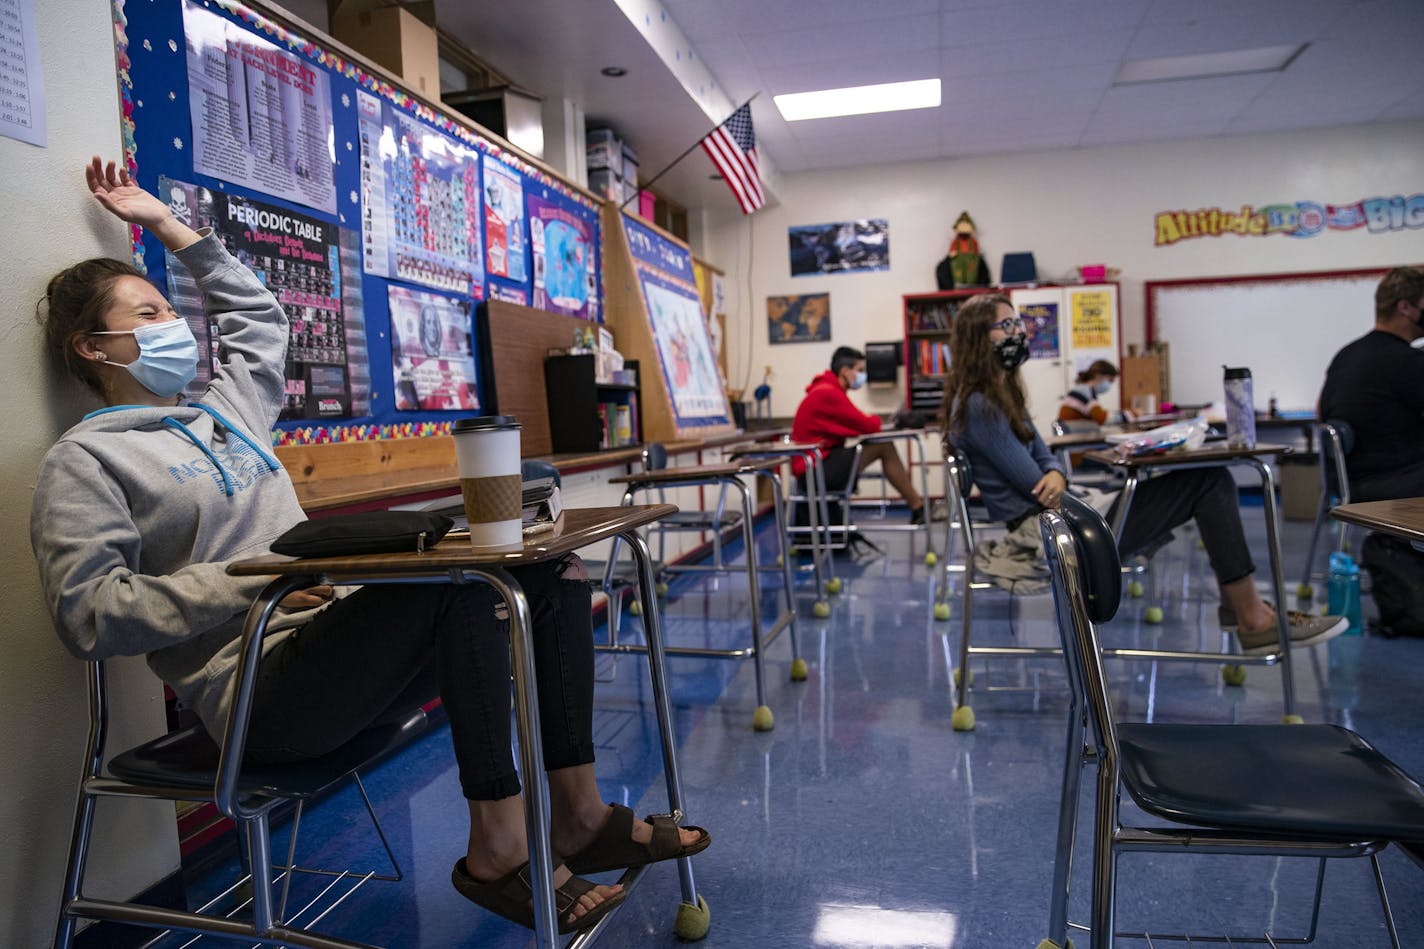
[701,119,1424,419]
[0,2,181,944]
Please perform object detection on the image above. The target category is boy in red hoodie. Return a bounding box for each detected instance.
[791,346,928,523]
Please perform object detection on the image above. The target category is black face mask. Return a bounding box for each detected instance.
[994,332,1030,371]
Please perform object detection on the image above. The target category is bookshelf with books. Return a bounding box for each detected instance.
[903,289,978,411]
[544,353,643,453]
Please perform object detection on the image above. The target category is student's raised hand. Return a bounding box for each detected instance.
[85,156,201,251]
[1032,470,1068,509]
[86,157,170,227]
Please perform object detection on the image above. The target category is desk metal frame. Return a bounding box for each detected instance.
[606,463,802,723]
[726,441,836,599]
[846,430,933,532]
[228,506,702,949]
[939,442,1299,722]
[1098,445,1300,718]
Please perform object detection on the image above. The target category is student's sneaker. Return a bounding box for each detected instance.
[1235,611,1349,656]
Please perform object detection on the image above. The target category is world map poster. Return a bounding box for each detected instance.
[528,193,594,319]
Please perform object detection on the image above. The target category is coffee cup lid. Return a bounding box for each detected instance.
[453,415,520,433]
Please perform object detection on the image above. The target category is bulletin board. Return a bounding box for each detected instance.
[1146,268,1393,411]
[603,206,733,440]
[115,0,601,443]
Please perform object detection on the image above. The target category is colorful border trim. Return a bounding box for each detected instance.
[272,421,454,447]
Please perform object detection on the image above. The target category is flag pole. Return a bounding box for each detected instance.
[617,92,760,211]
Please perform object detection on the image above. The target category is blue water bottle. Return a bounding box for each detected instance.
[1326,551,1362,635]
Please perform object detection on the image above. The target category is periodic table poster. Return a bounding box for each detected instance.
[118,0,602,435]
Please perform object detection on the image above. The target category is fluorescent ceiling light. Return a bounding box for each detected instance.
[1114,44,1305,85]
[774,79,941,122]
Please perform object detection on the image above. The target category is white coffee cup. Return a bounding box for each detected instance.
[452,416,523,550]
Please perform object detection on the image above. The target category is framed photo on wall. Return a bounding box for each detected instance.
[767,292,831,344]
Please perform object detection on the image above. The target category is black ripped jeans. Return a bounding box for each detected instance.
[1109,467,1257,586]
[241,555,595,801]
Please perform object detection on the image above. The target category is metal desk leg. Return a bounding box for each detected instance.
[1108,472,1138,542]
[758,469,805,679]
[812,451,840,589]
[790,450,828,601]
[1251,459,1298,720]
[729,477,773,730]
[621,529,706,928]
[478,569,558,948]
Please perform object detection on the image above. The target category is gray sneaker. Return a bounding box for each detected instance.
[1236,611,1348,656]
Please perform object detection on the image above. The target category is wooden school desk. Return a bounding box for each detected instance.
[231,505,704,948]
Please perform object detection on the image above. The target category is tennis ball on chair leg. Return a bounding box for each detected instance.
[826,577,843,595]
[655,581,669,596]
[674,895,711,941]
[1221,664,1247,686]
[933,602,951,621]
[1127,580,1144,598]
[924,551,937,566]
[752,705,775,731]
[790,658,808,681]
[629,600,642,616]
[1144,606,1164,624]
[812,600,831,618]
[951,705,975,731]
[1296,582,1313,600]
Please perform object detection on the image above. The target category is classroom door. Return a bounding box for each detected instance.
[1011,287,1070,434]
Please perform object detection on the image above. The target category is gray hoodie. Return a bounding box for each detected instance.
[31,231,307,738]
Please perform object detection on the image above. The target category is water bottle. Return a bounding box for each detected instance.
[1326,551,1362,635]
[1222,366,1256,449]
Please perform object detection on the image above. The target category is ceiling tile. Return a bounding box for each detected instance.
[740,14,941,72]
[941,0,1152,47]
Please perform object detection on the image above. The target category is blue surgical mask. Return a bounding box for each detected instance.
[93,319,200,397]
[1092,380,1113,396]
[850,370,867,390]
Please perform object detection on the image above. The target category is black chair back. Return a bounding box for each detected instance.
[521,458,561,489]
[1056,493,1122,624]
[643,442,669,471]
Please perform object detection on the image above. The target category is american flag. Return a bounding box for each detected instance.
[701,103,764,214]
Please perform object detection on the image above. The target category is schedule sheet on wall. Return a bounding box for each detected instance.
[0,0,45,147]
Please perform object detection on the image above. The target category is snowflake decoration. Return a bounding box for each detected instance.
[142,39,151,51]
[168,91,176,100]
[345,141,352,151]
[349,190,358,204]
[173,137,184,150]
[168,39,178,53]
[341,93,350,107]
[137,99,143,108]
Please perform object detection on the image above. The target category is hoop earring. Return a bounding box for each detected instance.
[94,352,107,362]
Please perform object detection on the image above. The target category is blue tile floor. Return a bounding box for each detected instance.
[169,500,1424,947]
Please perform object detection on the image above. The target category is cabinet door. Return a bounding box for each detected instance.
[1010,287,1071,435]
[1063,285,1121,416]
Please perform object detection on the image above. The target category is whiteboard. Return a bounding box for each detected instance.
[1148,270,1387,411]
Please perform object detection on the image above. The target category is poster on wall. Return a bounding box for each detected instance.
[767,293,831,344]
[1070,290,1113,349]
[642,274,726,419]
[788,219,890,276]
[355,90,484,297]
[528,193,594,319]
[387,285,479,412]
[483,156,527,282]
[181,0,336,215]
[1020,302,1060,359]
[160,177,358,420]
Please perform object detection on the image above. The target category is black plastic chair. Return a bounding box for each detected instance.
[1039,493,1424,949]
[1299,418,1355,598]
[54,596,428,949]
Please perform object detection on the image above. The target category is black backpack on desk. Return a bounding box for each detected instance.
[1361,531,1424,637]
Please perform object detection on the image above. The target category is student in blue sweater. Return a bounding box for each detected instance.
[940,293,1344,655]
[32,159,704,933]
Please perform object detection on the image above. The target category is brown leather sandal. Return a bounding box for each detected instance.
[563,803,711,876]
[451,858,625,934]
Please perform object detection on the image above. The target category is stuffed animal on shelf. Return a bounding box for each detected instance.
[935,211,991,289]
